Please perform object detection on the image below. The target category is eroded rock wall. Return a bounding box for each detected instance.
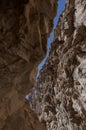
[29,0,86,130]
[0,0,57,129]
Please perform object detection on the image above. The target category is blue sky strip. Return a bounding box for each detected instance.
[36,0,66,78]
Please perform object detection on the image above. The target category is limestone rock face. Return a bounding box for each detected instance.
[0,0,57,129]
[29,0,86,130]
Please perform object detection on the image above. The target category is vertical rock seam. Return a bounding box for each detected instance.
[29,0,86,130]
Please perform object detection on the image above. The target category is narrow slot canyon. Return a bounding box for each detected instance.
[36,0,66,79]
[0,0,86,130]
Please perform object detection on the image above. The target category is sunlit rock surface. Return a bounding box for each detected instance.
[29,0,86,130]
[0,0,57,129]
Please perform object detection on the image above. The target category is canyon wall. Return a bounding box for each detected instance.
[0,0,57,129]
[29,0,86,130]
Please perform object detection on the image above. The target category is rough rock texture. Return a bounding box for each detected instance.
[29,0,86,130]
[0,0,57,129]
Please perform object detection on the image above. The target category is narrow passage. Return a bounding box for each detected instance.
[37,0,66,78]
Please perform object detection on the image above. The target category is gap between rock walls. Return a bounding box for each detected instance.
[25,0,66,100]
[36,0,66,79]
